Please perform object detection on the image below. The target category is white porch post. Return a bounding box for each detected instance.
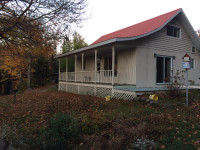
[81,53,84,71]
[81,53,84,82]
[75,55,77,82]
[66,57,68,81]
[112,45,115,85]
[95,50,97,84]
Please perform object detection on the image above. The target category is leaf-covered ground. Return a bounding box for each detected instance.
[0,85,200,149]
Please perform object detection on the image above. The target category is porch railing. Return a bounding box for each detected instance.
[98,70,112,83]
[68,72,75,81]
[59,70,112,83]
[59,72,66,81]
[76,71,95,82]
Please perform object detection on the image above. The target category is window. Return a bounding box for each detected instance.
[167,25,180,38]
[156,56,172,83]
[192,46,196,53]
[104,55,118,76]
[190,59,195,69]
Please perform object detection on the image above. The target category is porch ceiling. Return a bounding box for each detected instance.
[62,42,136,58]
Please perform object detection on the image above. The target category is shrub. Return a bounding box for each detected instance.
[165,70,185,97]
[40,113,81,150]
[81,114,100,135]
[0,124,28,149]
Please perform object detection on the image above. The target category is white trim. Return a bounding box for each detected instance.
[95,50,97,84]
[59,81,113,88]
[112,45,115,85]
[81,53,84,71]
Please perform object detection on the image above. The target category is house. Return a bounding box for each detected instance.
[55,8,200,99]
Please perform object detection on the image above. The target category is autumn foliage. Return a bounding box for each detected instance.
[0,21,56,90]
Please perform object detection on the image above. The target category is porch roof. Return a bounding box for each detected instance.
[55,8,200,59]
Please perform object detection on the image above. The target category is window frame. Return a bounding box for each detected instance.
[166,25,181,38]
[191,46,196,53]
[156,55,173,84]
[190,58,195,69]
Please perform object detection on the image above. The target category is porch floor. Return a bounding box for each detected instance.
[61,81,200,92]
[114,85,200,92]
[114,86,168,92]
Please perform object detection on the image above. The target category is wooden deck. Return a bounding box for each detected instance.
[114,85,200,92]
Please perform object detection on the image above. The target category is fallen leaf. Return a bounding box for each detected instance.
[90,146,95,150]
[160,145,165,149]
[194,140,200,145]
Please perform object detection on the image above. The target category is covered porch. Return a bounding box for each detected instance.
[58,42,136,85]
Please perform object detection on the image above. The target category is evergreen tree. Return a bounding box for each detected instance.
[60,32,88,72]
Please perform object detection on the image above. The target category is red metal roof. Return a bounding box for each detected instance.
[91,8,182,45]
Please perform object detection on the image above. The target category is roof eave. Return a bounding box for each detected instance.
[116,9,182,43]
[179,11,200,50]
[55,38,117,59]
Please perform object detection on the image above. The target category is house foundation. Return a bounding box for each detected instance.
[59,82,136,100]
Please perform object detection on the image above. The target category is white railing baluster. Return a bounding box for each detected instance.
[59,70,112,83]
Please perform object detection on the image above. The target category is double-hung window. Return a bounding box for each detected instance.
[156,56,172,83]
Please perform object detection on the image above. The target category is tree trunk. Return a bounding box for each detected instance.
[13,90,17,103]
[27,56,32,89]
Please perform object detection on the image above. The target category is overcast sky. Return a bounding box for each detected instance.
[76,0,200,45]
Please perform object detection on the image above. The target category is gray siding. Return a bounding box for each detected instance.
[137,19,196,53]
[135,18,200,87]
[117,48,136,85]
